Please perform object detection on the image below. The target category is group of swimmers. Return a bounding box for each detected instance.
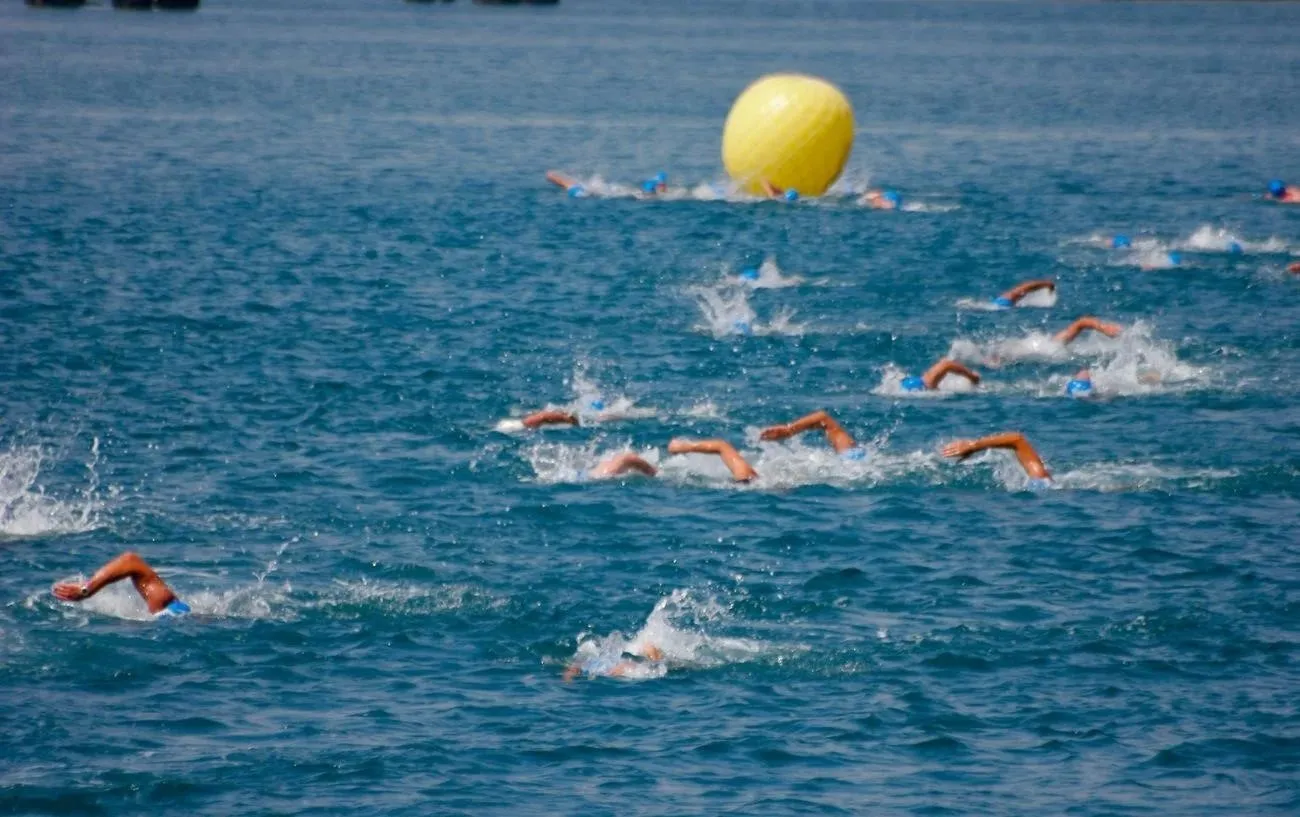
[49,178,1296,639]
[509,278,1125,492]
[545,169,903,209]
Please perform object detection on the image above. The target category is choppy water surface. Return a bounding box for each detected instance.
[2,1,1299,814]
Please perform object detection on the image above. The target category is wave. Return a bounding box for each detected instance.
[0,439,107,539]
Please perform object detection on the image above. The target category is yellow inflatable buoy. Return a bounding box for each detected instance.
[722,74,855,198]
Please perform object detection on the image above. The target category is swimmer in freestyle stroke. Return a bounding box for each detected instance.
[859,189,903,210]
[894,358,983,393]
[1267,180,1300,204]
[52,551,191,617]
[563,643,665,681]
[990,279,1056,309]
[667,438,759,482]
[1054,316,1123,345]
[759,410,869,460]
[942,432,1053,489]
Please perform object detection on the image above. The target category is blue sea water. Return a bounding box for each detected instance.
[2,0,1299,813]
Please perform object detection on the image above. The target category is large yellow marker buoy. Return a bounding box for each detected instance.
[722,74,855,198]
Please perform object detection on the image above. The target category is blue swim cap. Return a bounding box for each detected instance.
[1269,180,1286,197]
[1228,241,1243,254]
[991,296,1014,309]
[900,375,926,392]
[641,179,659,193]
[884,190,902,208]
[1065,378,1092,398]
[1112,234,1132,249]
[739,267,760,281]
[588,399,605,411]
[733,320,753,335]
[841,447,867,461]
[567,185,587,198]
[1168,251,1182,265]
[784,189,799,202]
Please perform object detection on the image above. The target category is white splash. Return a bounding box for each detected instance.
[567,588,776,680]
[689,283,805,338]
[0,440,106,538]
[524,441,661,484]
[727,256,804,289]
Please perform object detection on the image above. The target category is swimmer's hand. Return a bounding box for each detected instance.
[52,582,90,602]
[758,423,793,441]
[941,440,981,461]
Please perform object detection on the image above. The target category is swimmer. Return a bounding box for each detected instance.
[587,452,658,480]
[1054,316,1123,345]
[1267,180,1300,204]
[1140,251,1181,271]
[897,358,982,393]
[563,643,665,681]
[545,169,588,198]
[667,437,758,482]
[858,189,902,210]
[990,279,1056,310]
[1111,234,1132,249]
[1064,368,1093,398]
[759,179,799,201]
[1287,261,1300,275]
[759,409,865,458]
[52,551,191,617]
[941,431,1052,488]
[640,172,668,195]
[506,398,614,431]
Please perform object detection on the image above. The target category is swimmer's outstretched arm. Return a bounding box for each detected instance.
[759,179,783,198]
[589,452,658,479]
[522,410,579,429]
[668,438,758,482]
[759,410,857,453]
[52,551,178,614]
[941,432,1051,480]
[921,359,981,390]
[1054,317,1123,345]
[998,279,1055,304]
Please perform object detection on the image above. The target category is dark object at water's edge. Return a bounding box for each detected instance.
[27,0,87,7]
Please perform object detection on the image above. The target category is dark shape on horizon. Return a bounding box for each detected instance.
[26,0,87,7]
[155,0,200,8]
[474,0,558,5]
[113,0,154,9]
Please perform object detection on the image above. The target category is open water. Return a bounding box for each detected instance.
[2,0,1299,814]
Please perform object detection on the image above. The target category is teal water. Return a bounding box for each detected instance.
[3,1,1299,813]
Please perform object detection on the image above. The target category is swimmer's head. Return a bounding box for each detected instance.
[991,295,1014,309]
[1112,234,1132,249]
[733,320,753,335]
[641,179,659,193]
[841,446,867,461]
[739,267,760,281]
[883,190,902,208]
[587,399,606,412]
[900,375,926,393]
[1168,251,1182,265]
[1228,241,1243,254]
[1065,378,1093,398]
[1269,180,1286,198]
[567,185,587,198]
[783,189,799,202]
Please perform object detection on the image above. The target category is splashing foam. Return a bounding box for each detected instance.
[689,283,805,338]
[525,441,661,485]
[0,440,106,538]
[873,364,973,397]
[727,256,804,289]
[569,588,775,680]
